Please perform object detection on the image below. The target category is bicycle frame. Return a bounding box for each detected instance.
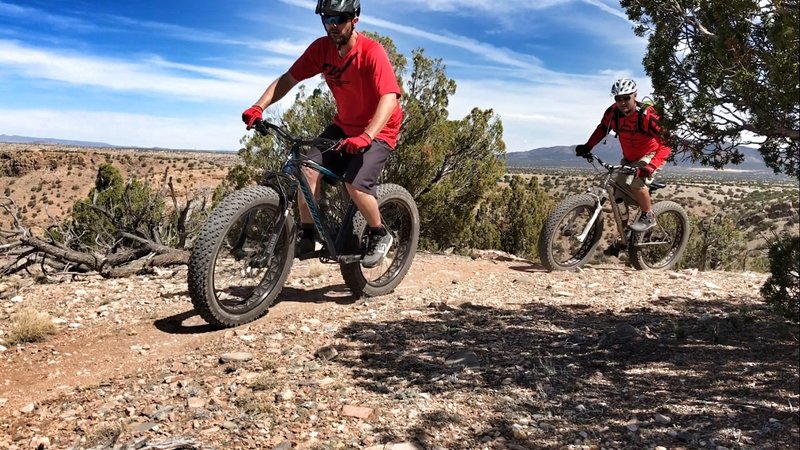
[577,155,642,249]
[254,120,362,265]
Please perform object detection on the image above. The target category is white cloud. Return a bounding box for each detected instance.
[0,40,266,102]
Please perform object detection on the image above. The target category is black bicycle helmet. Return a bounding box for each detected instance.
[315,0,361,16]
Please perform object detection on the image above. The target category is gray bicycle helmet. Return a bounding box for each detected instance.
[611,78,637,96]
[315,0,361,16]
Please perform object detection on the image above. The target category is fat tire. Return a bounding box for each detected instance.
[187,186,294,327]
[537,193,604,271]
[340,184,419,297]
[629,200,689,270]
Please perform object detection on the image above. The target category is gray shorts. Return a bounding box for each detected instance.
[306,124,392,197]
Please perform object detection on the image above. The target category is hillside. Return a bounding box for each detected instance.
[0,142,237,230]
[0,253,797,449]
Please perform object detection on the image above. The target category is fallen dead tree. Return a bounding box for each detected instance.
[0,168,208,280]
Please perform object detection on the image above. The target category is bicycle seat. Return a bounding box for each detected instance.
[649,182,666,191]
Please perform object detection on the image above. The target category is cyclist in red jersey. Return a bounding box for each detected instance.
[575,78,671,232]
[242,0,403,268]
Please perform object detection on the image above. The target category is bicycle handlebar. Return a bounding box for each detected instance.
[253,119,340,151]
[584,153,637,175]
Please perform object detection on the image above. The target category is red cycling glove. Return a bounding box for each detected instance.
[338,132,372,154]
[242,105,263,129]
[636,163,656,178]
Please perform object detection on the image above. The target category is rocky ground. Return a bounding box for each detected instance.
[0,252,798,450]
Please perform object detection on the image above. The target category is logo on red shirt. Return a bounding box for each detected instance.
[321,53,358,87]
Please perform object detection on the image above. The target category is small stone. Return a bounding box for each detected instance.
[316,346,338,361]
[272,441,292,450]
[387,443,423,450]
[276,389,293,401]
[219,352,253,363]
[318,377,336,387]
[30,436,50,448]
[187,398,206,408]
[444,350,480,369]
[654,413,671,425]
[19,403,35,414]
[342,404,374,419]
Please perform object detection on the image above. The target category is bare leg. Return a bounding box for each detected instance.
[631,186,652,213]
[346,183,382,228]
[297,167,322,224]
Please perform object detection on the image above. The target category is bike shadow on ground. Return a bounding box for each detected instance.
[276,284,360,306]
[153,309,221,334]
[154,284,359,334]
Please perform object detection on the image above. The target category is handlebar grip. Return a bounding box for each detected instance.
[312,137,341,150]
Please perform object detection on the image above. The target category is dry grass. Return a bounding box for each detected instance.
[7,308,57,345]
[306,260,328,278]
[85,422,123,448]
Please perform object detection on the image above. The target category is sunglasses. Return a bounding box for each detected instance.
[614,95,632,102]
[321,14,351,26]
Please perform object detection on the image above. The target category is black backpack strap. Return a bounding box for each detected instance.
[637,102,652,134]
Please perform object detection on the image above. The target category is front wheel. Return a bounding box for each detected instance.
[340,184,419,297]
[537,193,604,271]
[187,186,295,327]
[629,200,689,270]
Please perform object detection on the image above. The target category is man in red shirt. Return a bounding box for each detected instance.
[575,78,671,232]
[241,0,403,268]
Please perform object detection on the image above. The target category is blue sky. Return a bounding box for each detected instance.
[0,0,650,152]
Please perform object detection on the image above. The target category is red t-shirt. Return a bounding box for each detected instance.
[289,33,403,149]
[585,104,671,168]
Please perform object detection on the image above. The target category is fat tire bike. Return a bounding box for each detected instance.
[187,119,420,327]
[537,154,689,271]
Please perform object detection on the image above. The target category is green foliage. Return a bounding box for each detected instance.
[621,0,799,179]
[761,233,800,323]
[678,213,747,271]
[69,164,165,249]
[468,176,554,259]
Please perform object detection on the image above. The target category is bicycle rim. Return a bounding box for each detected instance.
[211,204,291,315]
[631,206,688,270]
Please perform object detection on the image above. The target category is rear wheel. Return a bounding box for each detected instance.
[187,186,295,327]
[340,184,419,297]
[629,200,689,270]
[537,193,604,271]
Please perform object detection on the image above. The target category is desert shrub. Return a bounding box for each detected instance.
[761,233,800,323]
[69,163,165,248]
[678,213,747,271]
[7,308,57,344]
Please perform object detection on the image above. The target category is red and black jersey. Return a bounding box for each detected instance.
[584,103,671,169]
[289,33,403,149]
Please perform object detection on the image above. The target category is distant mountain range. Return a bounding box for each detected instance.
[505,138,772,172]
[0,134,113,148]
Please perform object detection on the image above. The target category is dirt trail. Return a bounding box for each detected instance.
[0,253,797,450]
[0,254,513,413]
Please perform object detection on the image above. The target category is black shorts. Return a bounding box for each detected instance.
[305,124,392,197]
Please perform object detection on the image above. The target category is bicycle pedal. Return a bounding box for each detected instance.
[338,254,363,264]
